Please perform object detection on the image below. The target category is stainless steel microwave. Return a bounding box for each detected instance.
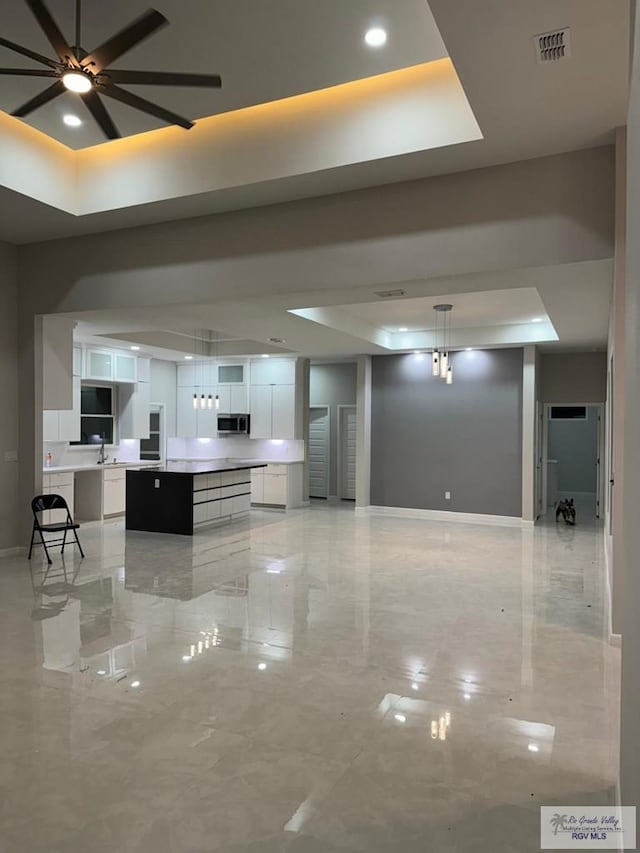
[217,414,250,435]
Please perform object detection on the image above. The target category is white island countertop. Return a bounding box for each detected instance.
[168,457,304,466]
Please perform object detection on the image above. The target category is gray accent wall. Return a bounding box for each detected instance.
[310,362,357,496]
[371,349,523,517]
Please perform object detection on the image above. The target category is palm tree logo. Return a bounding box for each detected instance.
[550,814,569,835]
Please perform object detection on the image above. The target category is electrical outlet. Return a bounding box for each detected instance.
[445,491,451,500]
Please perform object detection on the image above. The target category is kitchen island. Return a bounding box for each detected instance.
[126,461,267,535]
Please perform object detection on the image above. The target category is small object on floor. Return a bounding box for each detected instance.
[555,498,576,525]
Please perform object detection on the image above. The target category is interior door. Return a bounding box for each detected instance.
[534,400,544,519]
[308,407,330,498]
[339,405,357,500]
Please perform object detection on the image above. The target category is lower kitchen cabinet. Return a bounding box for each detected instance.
[103,467,126,515]
[250,463,304,509]
[41,472,74,525]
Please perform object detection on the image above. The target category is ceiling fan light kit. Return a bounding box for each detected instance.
[1,0,223,139]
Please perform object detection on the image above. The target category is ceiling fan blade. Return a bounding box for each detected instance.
[11,79,64,117]
[0,36,59,69]
[0,68,58,77]
[101,83,193,130]
[80,90,121,139]
[24,0,76,65]
[83,9,168,73]
[106,70,222,88]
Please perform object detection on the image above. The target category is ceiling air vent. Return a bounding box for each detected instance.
[374,289,406,299]
[534,28,571,63]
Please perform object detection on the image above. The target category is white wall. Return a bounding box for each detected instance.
[310,362,357,496]
[150,359,177,439]
[620,1,640,813]
[0,241,19,551]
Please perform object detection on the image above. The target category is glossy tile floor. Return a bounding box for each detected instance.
[0,503,619,852]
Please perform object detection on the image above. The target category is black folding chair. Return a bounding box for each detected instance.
[28,494,85,566]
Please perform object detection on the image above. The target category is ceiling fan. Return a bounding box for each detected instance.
[0,0,222,139]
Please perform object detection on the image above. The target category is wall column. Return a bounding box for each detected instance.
[521,345,536,523]
[355,356,371,509]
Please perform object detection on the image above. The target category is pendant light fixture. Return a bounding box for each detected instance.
[433,304,454,385]
[210,330,220,410]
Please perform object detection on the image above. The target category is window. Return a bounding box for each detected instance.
[71,385,115,445]
[549,406,587,421]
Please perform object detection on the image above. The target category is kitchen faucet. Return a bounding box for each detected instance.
[97,435,108,465]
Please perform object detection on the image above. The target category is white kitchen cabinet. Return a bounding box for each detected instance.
[86,349,113,381]
[217,364,245,384]
[271,385,296,440]
[137,357,151,383]
[73,347,83,377]
[249,358,295,385]
[113,353,137,383]
[196,387,218,437]
[262,471,287,505]
[119,380,151,439]
[231,384,248,412]
[251,463,304,508]
[177,387,197,437]
[42,472,74,524]
[177,361,209,387]
[103,467,126,515]
[249,384,296,439]
[249,385,273,439]
[43,376,80,442]
[58,376,81,441]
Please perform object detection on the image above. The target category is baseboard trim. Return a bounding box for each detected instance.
[358,505,527,528]
[0,546,24,559]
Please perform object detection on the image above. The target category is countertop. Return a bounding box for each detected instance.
[43,461,160,474]
[127,461,269,476]
[168,457,304,466]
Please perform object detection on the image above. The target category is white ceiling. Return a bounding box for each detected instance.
[0,0,630,243]
[338,290,548,332]
[0,0,445,148]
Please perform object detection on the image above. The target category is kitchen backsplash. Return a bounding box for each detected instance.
[43,436,304,468]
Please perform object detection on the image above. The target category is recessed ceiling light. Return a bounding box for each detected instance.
[63,113,82,128]
[130,345,140,351]
[184,355,193,360]
[399,327,408,332]
[261,354,269,358]
[531,317,544,323]
[62,70,93,93]
[465,347,473,352]
[365,27,387,47]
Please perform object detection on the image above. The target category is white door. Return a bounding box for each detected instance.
[308,407,330,498]
[339,405,357,500]
[250,385,272,439]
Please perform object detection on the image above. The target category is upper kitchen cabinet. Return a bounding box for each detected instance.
[113,353,137,383]
[85,349,113,381]
[136,357,151,383]
[249,358,295,386]
[43,376,81,442]
[217,364,245,385]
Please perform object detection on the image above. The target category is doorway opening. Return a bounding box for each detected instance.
[542,403,604,523]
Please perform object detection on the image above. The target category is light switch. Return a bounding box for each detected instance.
[3,450,18,462]
[154,479,160,489]
[445,491,451,500]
